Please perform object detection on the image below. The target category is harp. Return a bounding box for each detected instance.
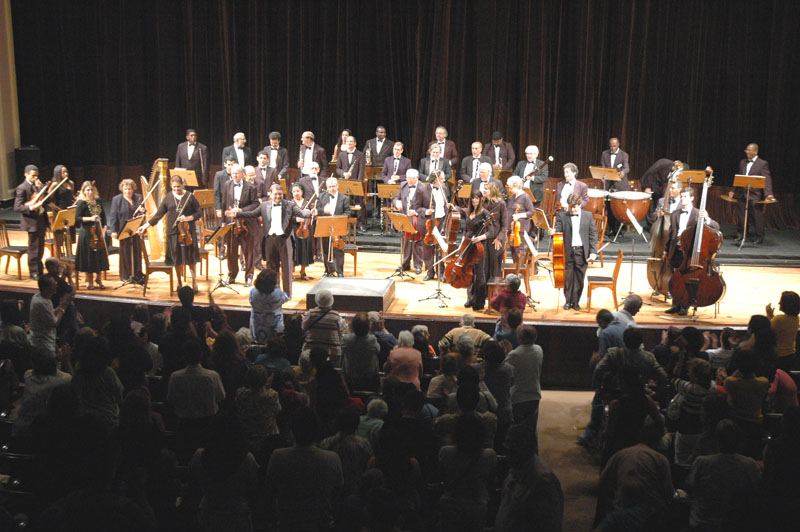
[139,158,169,260]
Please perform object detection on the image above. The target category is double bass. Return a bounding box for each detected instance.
[668,171,725,310]
[444,212,495,289]
[646,166,685,295]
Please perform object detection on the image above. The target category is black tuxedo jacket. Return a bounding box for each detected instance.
[555,209,598,259]
[483,141,516,170]
[513,159,550,201]
[175,141,209,185]
[336,149,366,182]
[419,157,452,181]
[221,144,254,167]
[600,149,631,190]
[298,175,327,205]
[469,176,506,198]
[363,138,393,166]
[109,193,143,235]
[222,180,260,223]
[737,157,773,200]
[299,144,329,177]
[640,159,679,196]
[238,199,309,238]
[261,146,290,178]
[666,206,720,262]
[460,155,493,182]
[431,139,459,168]
[213,170,231,210]
[318,191,351,218]
[555,179,590,209]
[396,182,432,233]
[14,180,50,232]
[381,156,413,183]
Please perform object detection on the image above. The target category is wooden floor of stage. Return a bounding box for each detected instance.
[2,230,797,327]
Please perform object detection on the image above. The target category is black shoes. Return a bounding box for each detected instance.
[465,300,472,308]
[573,303,581,311]
[563,303,572,310]
[226,275,235,284]
[244,276,253,287]
[415,267,422,275]
[423,274,434,281]
[666,305,688,316]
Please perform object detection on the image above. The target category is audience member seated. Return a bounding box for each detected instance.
[481,340,514,451]
[0,298,30,348]
[12,348,72,438]
[302,289,346,364]
[671,358,715,465]
[254,335,292,374]
[426,354,458,410]
[438,413,497,532]
[106,315,152,393]
[73,335,124,432]
[235,364,281,463]
[435,383,498,450]
[769,366,798,414]
[342,312,381,392]
[685,419,761,531]
[445,364,498,414]
[190,413,259,532]
[437,313,491,355]
[384,330,423,391]
[320,408,374,496]
[209,329,251,400]
[489,274,526,316]
[718,348,770,459]
[494,308,523,349]
[671,326,710,380]
[358,398,388,451]
[767,290,799,371]
[266,407,344,532]
[504,324,543,451]
[494,423,564,532]
[411,326,437,375]
[249,268,289,344]
[368,311,398,368]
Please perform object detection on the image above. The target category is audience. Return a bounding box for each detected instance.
[302,289,346,364]
[13,348,72,437]
[72,335,124,431]
[437,313,491,354]
[504,324,543,451]
[249,268,289,344]
[341,312,381,391]
[767,290,799,371]
[358,398,388,450]
[481,340,514,450]
[319,408,374,496]
[29,273,71,356]
[384,330,424,390]
[209,329,251,399]
[368,311,397,368]
[494,308,523,349]
[426,354,458,409]
[235,364,281,461]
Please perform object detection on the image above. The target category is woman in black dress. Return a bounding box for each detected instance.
[137,175,201,291]
[461,190,496,311]
[484,182,508,282]
[46,164,77,240]
[290,183,314,280]
[74,180,110,289]
[109,179,144,283]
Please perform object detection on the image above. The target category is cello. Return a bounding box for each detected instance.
[646,167,685,295]
[444,212,495,289]
[668,170,725,310]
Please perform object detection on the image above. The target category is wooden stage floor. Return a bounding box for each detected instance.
[2,231,797,328]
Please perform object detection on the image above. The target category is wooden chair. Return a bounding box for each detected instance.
[344,217,359,276]
[140,235,174,296]
[0,221,27,279]
[586,248,624,311]
[593,213,608,267]
[501,241,533,296]
[52,230,81,288]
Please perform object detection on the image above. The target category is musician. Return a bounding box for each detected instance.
[363,126,393,166]
[14,165,49,280]
[550,193,597,311]
[460,142,492,183]
[109,179,143,283]
[298,161,326,202]
[221,132,253,168]
[432,126,459,168]
[243,165,265,265]
[332,129,352,163]
[213,157,236,212]
[728,143,773,244]
[315,177,351,277]
[419,143,452,182]
[512,146,549,205]
[263,131,290,179]
[254,151,273,197]
[461,190,498,311]
[505,176,536,264]
[175,129,209,187]
[234,183,310,297]
[484,182,508,281]
[469,162,505,198]
[299,131,329,178]
[336,135,367,231]
[395,169,431,275]
[599,137,630,191]
[219,165,260,287]
[424,170,451,281]
[664,187,721,315]
[642,159,686,224]
[290,183,315,281]
[555,163,589,210]
[483,131,515,170]
[656,180,683,217]
[137,176,202,292]
[46,165,76,212]
[74,181,110,290]
[381,142,412,184]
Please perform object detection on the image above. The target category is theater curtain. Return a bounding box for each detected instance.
[10,0,800,225]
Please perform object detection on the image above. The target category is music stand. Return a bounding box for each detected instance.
[52,207,76,232]
[340,179,367,229]
[418,226,451,307]
[208,223,237,293]
[377,184,400,232]
[365,166,383,220]
[386,212,417,280]
[193,189,214,209]
[457,186,472,199]
[170,168,198,188]
[588,166,621,191]
[493,168,512,187]
[625,209,646,294]
[733,174,766,249]
[314,215,349,275]
[675,170,706,185]
[115,216,145,289]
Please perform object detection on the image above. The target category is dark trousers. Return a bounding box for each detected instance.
[736,198,765,239]
[322,238,345,276]
[27,225,47,276]
[512,400,540,454]
[466,252,488,310]
[118,236,143,280]
[565,245,588,305]
[227,226,257,281]
[264,235,293,297]
[402,237,426,269]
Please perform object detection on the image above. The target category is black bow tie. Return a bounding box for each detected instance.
[748,159,754,163]
[681,209,690,214]
[409,186,416,189]
[271,147,277,150]
[669,198,676,204]
[234,183,242,187]
[189,144,195,147]
[569,213,578,217]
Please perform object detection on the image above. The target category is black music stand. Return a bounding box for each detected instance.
[377,184,400,233]
[418,226,450,307]
[209,223,236,293]
[115,216,145,289]
[732,174,766,250]
[386,212,417,281]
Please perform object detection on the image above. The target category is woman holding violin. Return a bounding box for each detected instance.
[505,176,536,265]
[460,190,499,311]
[137,175,201,291]
[46,165,76,212]
[109,179,143,283]
[74,180,110,289]
[291,183,315,280]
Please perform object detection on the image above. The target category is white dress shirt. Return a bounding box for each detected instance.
[678,206,693,236]
[187,143,195,161]
[303,144,315,174]
[560,181,574,205]
[570,211,583,247]
[269,202,283,235]
[269,148,278,168]
[610,151,618,169]
[746,155,758,175]
[494,145,501,165]
[433,187,447,218]
[235,146,245,166]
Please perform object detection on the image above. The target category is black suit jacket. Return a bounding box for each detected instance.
[109,193,143,235]
[299,143,329,177]
[460,155,493,182]
[512,159,550,201]
[600,149,631,190]
[431,139,459,168]
[666,206,721,262]
[483,142,516,170]
[213,170,231,211]
[418,157,452,182]
[318,191,351,218]
[297,175,327,205]
[14,180,50,232]
[381,156,413,183]
[221,144,254,167]
[238,199,309,238]
[261,146,290,178]
[363,138,393,166]
[221,180,260,223]
[555,209,598,259]
[737,157,772,200]
[640,159,680,196]
[469,176,506,199]
[336,149,366,182]
[396,182,432,233]
[175,141,209,186]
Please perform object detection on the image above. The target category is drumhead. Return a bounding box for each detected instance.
[587,188,609,198]
[610,191,651,200]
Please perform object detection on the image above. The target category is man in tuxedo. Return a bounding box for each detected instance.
[214,157,236,212]
[316,177,350,276]
[381,142,412,184]
[336,135,367,231]
[664,187,720,315]
[235,183,310,297]
[363,126,393,166]
[656,180,683,218]
[394,169,431,276]
[470,162,505,198]
[264,131,289,180]
[299,131,329,178]
[424,170,451,280]
[219,165,261,286]
[419,143,452,182]
[513,145,549,204]
[460,142,492,183]
[432,126,459,169]
[728,143,773,244]
[14,165,49,280]
[174,129,209,187]
[550,194,597,310]
[221,132,253,168]
[243,166,265,265]
[600,137,630,191]
[484,131,515,170]
[642,159,686,224]
[555,163,589,210]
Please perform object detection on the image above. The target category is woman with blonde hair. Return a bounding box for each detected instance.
[74,180,109,289]
[109,178,144,283]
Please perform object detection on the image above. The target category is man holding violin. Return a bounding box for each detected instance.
[233,183,310,297]
[395,169,431,276]
[315,177,351,277]
[424,170,451,281]
[14,165,49,280]
[219,164,260,287]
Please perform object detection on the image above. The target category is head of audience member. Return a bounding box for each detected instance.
[0,299,24,328]
[638,412,665,448]
[623,327,643,351]
[78,336,111,376]
[482,341,506,370]
[292,406,320,446]
[31,349,57,376]
[351,312,370,338]
[455,411,485,454]
[334,408,361,437]
[397,330,414,348]
[505,309,523,331]
[439,354,458,377]
[177,286,195,308]
[235,327,254,353]
[315,289,334,310]
[778,291,800,316]
[274,367,300,392]
[715,419,743,454]
[368,311,385,333]
[460,313,476,328]
[596,309,614,331]
[455,334,476,362]
[44,257,64,277]
[720,327,736,350]
[131,303,149,326]
[456,383,481,414]
[701,394,731,432]
[366,398,388,421]
[506,423,539,467]
[202,413,248,481]
[182,338,204,366]
[688,358,712,388]
[736,349,759,377]
[119,388,154,431]
[244,364,268,393]
[170,306,192,335]
[401,388,424,419]
[211,330,244,367]
[622,294,643,316]
[254,268,278,296]
[106,314,138,343]
[457,364,481,389]
[518,324,538,346]
[37,274,58,299]
[681,326,704,354]
[411,324,429,338]
[505,274,521,293]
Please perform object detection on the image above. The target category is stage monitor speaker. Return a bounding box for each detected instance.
[306,278,396,312]
[15,146,42,186]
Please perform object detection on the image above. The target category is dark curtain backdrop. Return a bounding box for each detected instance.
[11,0,800,225]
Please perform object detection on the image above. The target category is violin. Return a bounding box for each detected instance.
[89,221,105,250]
[296,192,318,239]
[443,183,464,246]
[233,217,249,238]
[510,204,522,247]
[444,211,495,289]
[177,221,193,246]
[423,187,437,246]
